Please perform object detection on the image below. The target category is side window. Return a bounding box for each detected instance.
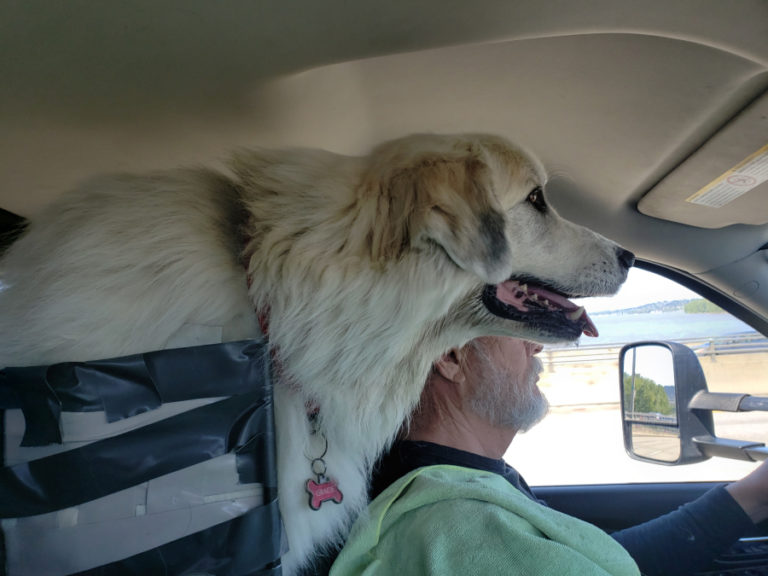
[507,267,768,485]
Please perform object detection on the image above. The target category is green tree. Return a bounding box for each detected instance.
[623,373,674,415]
[684,299,723,313]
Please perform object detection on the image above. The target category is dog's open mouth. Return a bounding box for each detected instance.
[482,279,599,339]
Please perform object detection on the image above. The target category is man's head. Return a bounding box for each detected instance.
[406,336,549,457]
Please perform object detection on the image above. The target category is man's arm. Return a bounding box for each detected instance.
[612,485,750,575]
[611,459,768,576]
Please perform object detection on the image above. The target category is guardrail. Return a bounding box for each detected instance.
[543,332,767,367]
[624,412,677,425]
[686,333,768,357]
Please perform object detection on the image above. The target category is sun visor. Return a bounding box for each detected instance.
[638,90,768,229]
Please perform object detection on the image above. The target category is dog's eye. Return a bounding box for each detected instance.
[527,187,546,213]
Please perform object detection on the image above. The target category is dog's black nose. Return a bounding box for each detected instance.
[616,248,635,270]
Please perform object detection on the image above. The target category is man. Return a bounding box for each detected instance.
[330,337,767,576]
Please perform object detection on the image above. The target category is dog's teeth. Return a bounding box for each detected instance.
[530,294,539,301]
[567,306,586,321]
[520,284,528,293]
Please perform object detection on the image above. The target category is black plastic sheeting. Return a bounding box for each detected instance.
[0,340,282,576]
[0,340,273,445]
[73,500,282,576]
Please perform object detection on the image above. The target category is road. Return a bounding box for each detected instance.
[506,405,766,486]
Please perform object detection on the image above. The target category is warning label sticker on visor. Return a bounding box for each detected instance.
[686,143,768,208]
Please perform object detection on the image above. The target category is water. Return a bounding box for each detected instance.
[572,311,758,347]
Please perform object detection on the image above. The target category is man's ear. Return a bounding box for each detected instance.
[434,348,465,384]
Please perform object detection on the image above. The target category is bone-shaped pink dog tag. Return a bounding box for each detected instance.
[306,478,344,510]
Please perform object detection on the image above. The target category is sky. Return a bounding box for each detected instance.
[573,267,699,313]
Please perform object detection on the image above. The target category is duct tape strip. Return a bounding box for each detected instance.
[0,366,62,446]
[0,389,277,518]
[71,497,282,576]
[0,340,269,446]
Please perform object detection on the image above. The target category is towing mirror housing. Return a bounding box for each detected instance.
[620,341,768,465]
[620,341,712,465]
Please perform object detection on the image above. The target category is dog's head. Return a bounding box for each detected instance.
[360,133,633,344]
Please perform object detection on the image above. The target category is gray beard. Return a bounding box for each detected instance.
[469,355,549,432]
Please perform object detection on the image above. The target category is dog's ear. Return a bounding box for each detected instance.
[365,152,511,283]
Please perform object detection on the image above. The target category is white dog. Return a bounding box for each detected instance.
[0,133,633,574]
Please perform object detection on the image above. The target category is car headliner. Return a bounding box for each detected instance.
[1,0,767,323]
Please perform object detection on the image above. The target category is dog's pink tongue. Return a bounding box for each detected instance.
[496,280,599,338]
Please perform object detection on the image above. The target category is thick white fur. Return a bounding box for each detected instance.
[0,133,629,574]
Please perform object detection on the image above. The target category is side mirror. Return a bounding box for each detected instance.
[620,341,768,465]
[620,341,712,465]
